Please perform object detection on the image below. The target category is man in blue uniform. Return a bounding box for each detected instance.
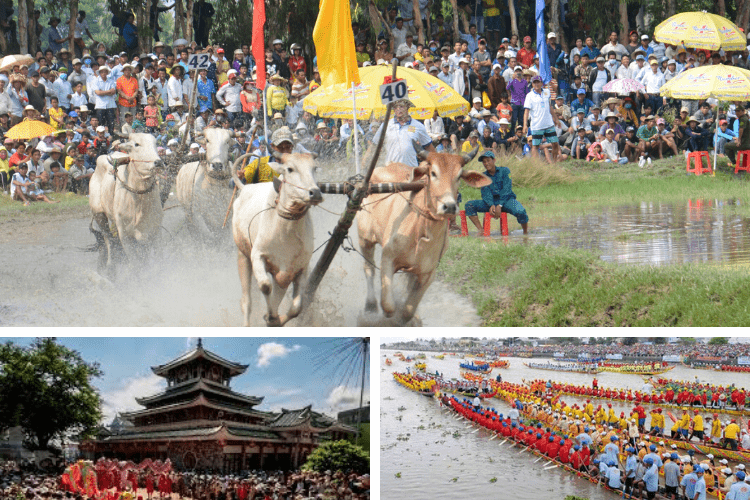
[464,150,528,234]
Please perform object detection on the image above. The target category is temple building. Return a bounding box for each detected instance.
[80,340,355,472]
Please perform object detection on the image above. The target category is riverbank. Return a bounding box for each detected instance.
[443,155,750,327]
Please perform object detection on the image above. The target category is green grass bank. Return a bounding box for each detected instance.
[442,154,750,327]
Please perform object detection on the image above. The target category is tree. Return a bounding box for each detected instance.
[302,440,369,475]
[0,338,103,452]
[708,337,728,345]
[622,337,638,346]
[652,337,667,345]
[680,337,697,344]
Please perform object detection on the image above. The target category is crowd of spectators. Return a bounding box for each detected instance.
[5,6,750,206]
[0,461,370,500]
[493,341,750,359]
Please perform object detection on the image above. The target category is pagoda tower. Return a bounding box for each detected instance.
[81,339,354,472]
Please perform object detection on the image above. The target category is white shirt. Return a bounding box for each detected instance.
[615,65,631,80]
[424,116,445,140]
[70,91,88,109]
[600,137,620,161]
[601,42,628,60]
[216,81,241,112]
[92,76,116,109]
[372,117,432,168]
[53,79,73,108]
[641,69,664,93]
[396,43,417,65]
[139,75,157,105]
[452,68,467,97]
[74,18,89,39]
[167,75,184,107]
[523,88,554,131]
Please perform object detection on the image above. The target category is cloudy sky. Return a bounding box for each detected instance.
[0,337,369,424]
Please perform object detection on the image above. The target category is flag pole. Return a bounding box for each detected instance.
[352,82,360,174]
[263,90,269,150]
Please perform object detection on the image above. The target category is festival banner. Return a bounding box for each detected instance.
[313,0,360,87]
[738,356,750,365]
[535,0,551,84]
[662,355,682,363]
[252,0,266,90]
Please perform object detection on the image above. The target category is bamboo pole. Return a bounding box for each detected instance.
[303,59,399,305]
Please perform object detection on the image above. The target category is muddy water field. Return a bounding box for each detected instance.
[0,163,480,327]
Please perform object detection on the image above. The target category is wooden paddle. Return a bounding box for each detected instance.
[543,464,559,470]
[498,439,508,446]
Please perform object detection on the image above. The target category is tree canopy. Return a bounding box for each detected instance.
[0,338,103,451]
[302,440,369,475]
[708,337,729,345]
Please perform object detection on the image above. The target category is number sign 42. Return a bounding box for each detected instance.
[379,80,408,104]
[187,54,212,70]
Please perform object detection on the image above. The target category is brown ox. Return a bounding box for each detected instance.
[357,149,490,324]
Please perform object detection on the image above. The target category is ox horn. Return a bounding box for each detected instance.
[230,152,259,190]
[114,131,130,140]
[462,147,480,164]
[412,139,429,162]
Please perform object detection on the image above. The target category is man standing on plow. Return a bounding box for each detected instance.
[371,98,435,167]
[464,150,528,235]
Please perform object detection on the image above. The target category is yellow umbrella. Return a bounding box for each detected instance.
[303,64,469,120]
[659,65,750,100]
[0,54,35,73]
[654,11,746,51]
[6,119,57,140]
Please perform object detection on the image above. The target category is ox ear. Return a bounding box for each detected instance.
[409,162,429,182]
[119,141,134,153]
[195,137,206,145]
[461,169,492,188]
[272,176,282,193]
[461,147,480,165]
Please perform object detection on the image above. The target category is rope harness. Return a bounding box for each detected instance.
[109,156,158,195]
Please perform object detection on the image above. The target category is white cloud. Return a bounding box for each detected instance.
[326,385,368,411]
[256,342,301,368]
[100,374,164,424]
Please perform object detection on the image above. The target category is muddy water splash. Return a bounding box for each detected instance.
[518,199,750,266]
[0,158,479,327]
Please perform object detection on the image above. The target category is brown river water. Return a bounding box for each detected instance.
[381,353,749,500]
[515,199,750,266]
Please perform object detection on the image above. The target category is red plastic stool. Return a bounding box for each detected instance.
[686,151,711,175]
[457,210,469,236]
[735,150,750,174]
[481,212,509,236]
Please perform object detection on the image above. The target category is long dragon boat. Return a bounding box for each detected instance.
[393,372,436,397]
[597,362,675,376]
[528,379,750,417]
[488,360,510,368]
[644,432,750,464]
[415,362,427,372]
[523,362,602,374]
[460,362,492,374]
[432,354,445,360]
[439,394,727,500]
[385,358,392,366]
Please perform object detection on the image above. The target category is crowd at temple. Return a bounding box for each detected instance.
[0,460,370,499]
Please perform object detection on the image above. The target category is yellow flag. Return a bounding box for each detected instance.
[313,0,360,88]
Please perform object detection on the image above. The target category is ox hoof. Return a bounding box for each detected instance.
[364,299,378,313]
[259,282,272,295]
[264,314,282,327]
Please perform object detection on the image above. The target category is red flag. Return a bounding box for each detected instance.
[252,0,266,90]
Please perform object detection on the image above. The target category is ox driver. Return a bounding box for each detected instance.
[371,98,436,167]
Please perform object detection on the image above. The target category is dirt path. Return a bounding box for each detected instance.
[0,197,480,327]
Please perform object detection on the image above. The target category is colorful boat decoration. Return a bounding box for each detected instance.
[489,360,510,369]
[460,362,491,374]
[385,358,392,366]
[523,362,601,374]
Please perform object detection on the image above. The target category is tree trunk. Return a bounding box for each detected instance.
[186,0,194,42]
[27,0,39,54]
[507,0,518,36]
[18,0,27,54]
[736,0,750,35]
[549,0,566,52]
[666,0,676,18]
[716,0,726,17]
[411,0,424,44]
[448,0,460,42]
[68,0,78,55]
[619,0,629,45]
[174,0,184,40]
[137,5,146,53]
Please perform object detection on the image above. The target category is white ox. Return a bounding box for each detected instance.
[357,149,490,325]
[231,152,323,326]
[89,133,164,271]
[175,127,237,241]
